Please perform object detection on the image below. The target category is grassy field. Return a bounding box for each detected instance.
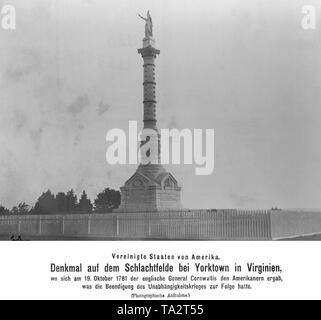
[1,234,321,241]
[279,233,321,241]
[0,234,176,241]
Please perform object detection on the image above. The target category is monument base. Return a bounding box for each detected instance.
[117,164,182,212]
[143,37,155,48]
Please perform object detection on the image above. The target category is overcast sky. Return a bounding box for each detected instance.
[0,0,321,209]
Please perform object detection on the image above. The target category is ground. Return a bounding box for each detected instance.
[1,234,321,240]
[279,233,321,241]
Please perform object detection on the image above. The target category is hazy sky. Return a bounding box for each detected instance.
[0,0,321,209]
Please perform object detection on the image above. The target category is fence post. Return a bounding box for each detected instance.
[61,216,65,235]
[116,215,120,237]
[38,217,42,235]
[87,216,91,235]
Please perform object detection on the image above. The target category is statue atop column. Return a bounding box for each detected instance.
[138,10,153,38]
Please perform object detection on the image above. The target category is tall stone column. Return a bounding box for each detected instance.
[117,14,182,213]
[138,39,160,130]
[138,38,162,166]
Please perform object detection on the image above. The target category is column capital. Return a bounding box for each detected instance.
[138,46,160,57]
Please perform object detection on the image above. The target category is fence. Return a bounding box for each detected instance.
[271,210,321,239]
[0,209,272,240]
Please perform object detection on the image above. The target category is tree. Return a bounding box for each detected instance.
[33,189,78,215]
[53,190,78,214]
[77,190,93,214]
[34,190,56,215]
[0,205,10,215]
[55,192,67,214]
[11,202,30,215]
[65,189,78,214]
[94,188,121,213]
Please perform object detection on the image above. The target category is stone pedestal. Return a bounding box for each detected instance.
[143,37,155,48]
[117,164,182,212]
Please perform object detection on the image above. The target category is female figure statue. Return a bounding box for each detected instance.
[138,10,153,38]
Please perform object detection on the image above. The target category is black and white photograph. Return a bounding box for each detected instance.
[0,0,320,302]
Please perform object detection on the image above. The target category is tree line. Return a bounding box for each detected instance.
[0,188,121,215]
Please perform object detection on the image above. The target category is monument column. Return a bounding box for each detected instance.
[117,11,182,212]
[138,39,161,164]
[138,41,160,130]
